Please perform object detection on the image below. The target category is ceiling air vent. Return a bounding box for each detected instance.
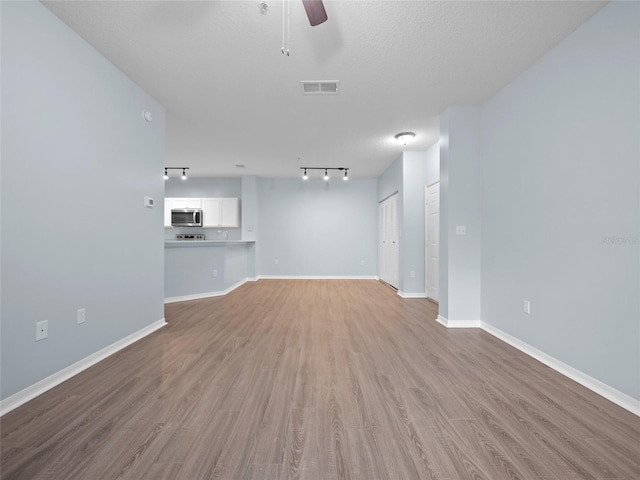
[301,80,339,95]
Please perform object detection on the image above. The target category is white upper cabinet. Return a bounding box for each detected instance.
[164,198,173,227]
[166,197,239,228]
[202,198,221,227]
[203,197,238,227]
[172,198,202,209]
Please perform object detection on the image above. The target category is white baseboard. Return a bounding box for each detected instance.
[257,275,378,280]
[164,279,249,304]
[480,322,640,417]
[436,315,639,416]
[436,315,481,328]
[398,291,427,299]
[0,318,167,417]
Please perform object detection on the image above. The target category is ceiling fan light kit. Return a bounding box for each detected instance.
[280,0,327,56]
[301,0,328,26]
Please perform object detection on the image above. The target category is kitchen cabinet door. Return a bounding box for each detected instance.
[164,198,173,227]
[172,198,202,209]
[202,198,221,227]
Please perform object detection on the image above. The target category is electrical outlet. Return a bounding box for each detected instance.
[410,270,416,278]
[456,225,466,235]
[213,269,218,277]
[274,259,279,265]
[77,308,86,324]
[36,320,48,341]
[523,300,531,315]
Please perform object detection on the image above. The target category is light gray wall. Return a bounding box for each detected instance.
[440,106,482,321]
[164,177,242,240]
[257,178,378,276]
[424,143,440,188]
[377,154,403,203]
[165,244,250,298]
[401,152,428,294]
[480,1,640,400]
[439,120,450,317]
[1,2,166,399]
[377,150,439,294]
[164,177,242,198]
[402,147,440,295]
[241,176,258,242]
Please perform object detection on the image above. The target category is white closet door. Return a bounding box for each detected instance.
[379,193,399,289]
[426,183,440,302]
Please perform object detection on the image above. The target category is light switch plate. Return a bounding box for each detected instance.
[144,196,154,208]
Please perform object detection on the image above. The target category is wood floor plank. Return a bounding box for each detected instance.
[2,279,639,480]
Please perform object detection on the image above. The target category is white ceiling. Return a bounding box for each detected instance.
[42,0,606,179]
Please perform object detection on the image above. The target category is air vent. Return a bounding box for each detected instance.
[301,80,339,95]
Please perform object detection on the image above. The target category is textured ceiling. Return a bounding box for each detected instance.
[42,0,606,178]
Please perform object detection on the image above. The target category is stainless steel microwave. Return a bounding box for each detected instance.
[171,208,202,227]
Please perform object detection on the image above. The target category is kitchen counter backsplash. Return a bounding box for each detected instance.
[165,226,242,242]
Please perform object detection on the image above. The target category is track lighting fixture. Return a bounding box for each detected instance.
[299,167,349,181]
[164,167,190,180]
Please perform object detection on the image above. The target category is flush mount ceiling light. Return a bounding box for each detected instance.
[164,167,190,180]
[300,167,349,181]
[395,132,416,146]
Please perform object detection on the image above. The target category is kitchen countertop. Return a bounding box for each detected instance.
[165,240,256,248]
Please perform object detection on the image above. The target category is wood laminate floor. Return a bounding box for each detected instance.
[1,280,639,479]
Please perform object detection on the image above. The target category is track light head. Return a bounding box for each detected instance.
[302,168,308,180]
[323,169,329,181]
[165,166,190,180]
[343,169,349,181]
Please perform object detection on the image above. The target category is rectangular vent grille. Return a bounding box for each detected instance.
[301,80,339,95]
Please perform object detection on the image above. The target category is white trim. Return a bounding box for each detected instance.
[0,318,167,417]
[164,279,249,304]
[164,276,379,304]
[398,291,427,299]
[435,315,639,416]
[257,275,379,280]
[480,322,640,417]
[436,315,481,328]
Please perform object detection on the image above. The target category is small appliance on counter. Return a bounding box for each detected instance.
[176,234,205,241]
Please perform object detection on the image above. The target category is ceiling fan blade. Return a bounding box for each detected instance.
[301,0,328,26]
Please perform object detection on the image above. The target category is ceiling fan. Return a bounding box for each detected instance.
[301,0,328,26]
